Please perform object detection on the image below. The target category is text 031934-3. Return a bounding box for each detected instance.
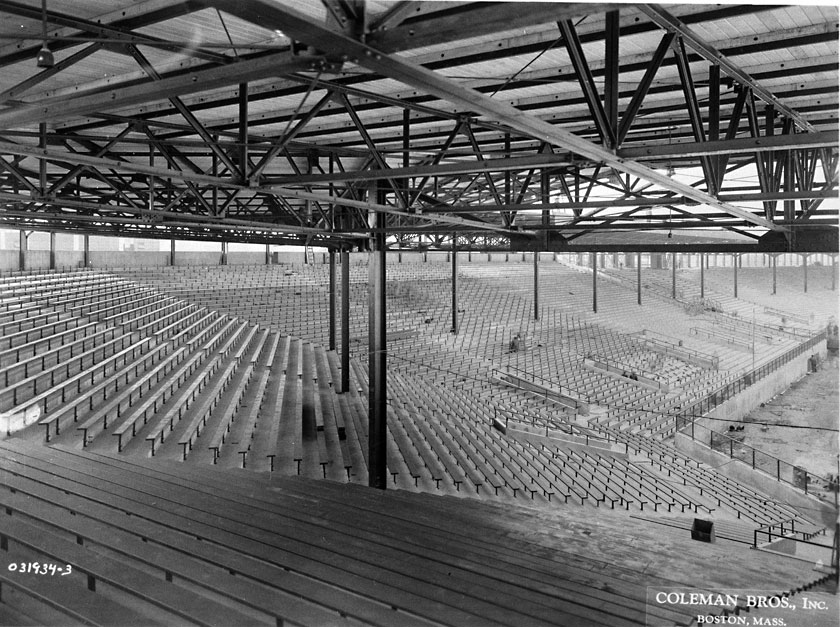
[7,562,72,576]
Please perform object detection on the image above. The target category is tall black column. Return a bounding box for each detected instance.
[49,232,56,270]
[368,209,387,490]
[671,252,677,298]
[83,234,90,268]
[533,251,540,320]
[803,254,808,293]
[700,253,705,298]
[733,254,738,298]
[772,254,777,295]
[591,252,598,313]
[18,230,26,272]
[329,250,336,351]
[637,252,642,305]
[170,239,176,266]
[451,236,458,333]
[340,247,350,394]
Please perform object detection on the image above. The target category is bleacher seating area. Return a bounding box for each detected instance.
[0,262,836,625]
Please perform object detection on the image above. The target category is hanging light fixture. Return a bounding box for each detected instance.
[36,0,54,68]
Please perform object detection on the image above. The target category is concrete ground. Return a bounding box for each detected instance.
[741,350,839,481]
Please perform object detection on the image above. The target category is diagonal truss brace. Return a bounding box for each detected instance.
[200,0,782,232]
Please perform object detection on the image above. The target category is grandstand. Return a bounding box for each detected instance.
[0,1,837,626]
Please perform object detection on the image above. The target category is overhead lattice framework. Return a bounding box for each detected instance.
[0,1,836,252]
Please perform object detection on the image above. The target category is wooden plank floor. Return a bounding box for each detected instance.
[0,438,833,627]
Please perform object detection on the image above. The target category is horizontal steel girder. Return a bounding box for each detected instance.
[0,141,527,236]
[0,53,332,130]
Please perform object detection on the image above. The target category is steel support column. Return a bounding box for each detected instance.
[700,253,705,298]
[368,208,387,490]
[672,252,677,298]
[239,82,249,182]
[18,230,25,272]
[220,241,228,266]
[329,250,337,351]
[451,236,459,333]
[170,239,176,266]
[265,244,270,266]
[772,254,777,295]
[341,247,350,394]
[49,232,56,270]
[803,254,808,293]
[733,254,738,298]
[592,252,598,314]
[534,251,540,321]
[637,252,642,306]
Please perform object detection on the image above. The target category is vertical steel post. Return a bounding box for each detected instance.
[265,244,270,266]
[49,231,56,270]
[534,251,540,321]
[83,234,90,268]
[18,230,26,272]
[772,254,777,294]
[329,250,336,351]
[39,123,47,194]
[700,253,705,298]
[170,239,176,266]
[637,252,642,306]
[591,251,598,313]
[672,252,677,298]
[451,235,458,333]
[368,204,387,490]
[239,82,249,182]
[803,254,808,293]
[341,247,350,394]
[734,254,738,298]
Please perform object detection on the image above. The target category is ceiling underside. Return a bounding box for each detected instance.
[0,0,836,252]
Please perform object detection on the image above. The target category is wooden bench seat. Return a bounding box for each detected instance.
[0,446,448,627]
[236,368,271,469]
[31,338,158,442]
[60,285,154,318]
[0,320,103,368]
[0,325,118,387]
[112,348,207,452]
[0,308,65,336]
[1,331,137,411]
[207,361,256,464]
[178,359,242,461]
[144,352,225,456]
[146,305,204,341]
[0,315,84,352]
[0,515,258,627]
[76,347,186,447]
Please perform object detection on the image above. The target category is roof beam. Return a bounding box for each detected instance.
[617,130,839,160]
[201,0,783,232]
[0,141,523,236]
[0,53,330,129]
[368,3,619,53]
[637,4,816,132]
[267,152,573,185]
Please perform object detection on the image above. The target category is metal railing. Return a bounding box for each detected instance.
[678,330,834,502]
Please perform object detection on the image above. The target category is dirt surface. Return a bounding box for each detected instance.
[740,351,839,480]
